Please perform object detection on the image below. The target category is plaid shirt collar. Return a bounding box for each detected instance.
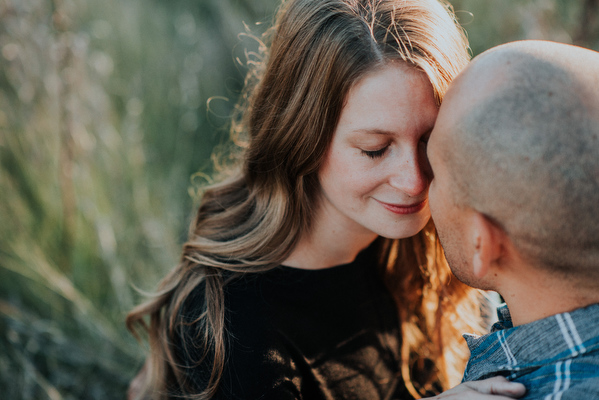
[462,303,599,381]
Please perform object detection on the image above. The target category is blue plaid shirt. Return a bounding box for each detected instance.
[462,303,599,399]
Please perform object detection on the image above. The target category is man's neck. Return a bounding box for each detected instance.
[497,267,599,326]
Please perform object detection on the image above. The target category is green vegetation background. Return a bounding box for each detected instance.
[1,0,597,398]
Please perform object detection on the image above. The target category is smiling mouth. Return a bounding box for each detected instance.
[375,199,427,215]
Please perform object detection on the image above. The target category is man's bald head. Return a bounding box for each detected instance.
[438,40,599,276]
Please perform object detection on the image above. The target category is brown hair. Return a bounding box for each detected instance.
[127,0,482,398]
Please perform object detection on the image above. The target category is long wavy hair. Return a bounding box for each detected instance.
[127,0,483,398]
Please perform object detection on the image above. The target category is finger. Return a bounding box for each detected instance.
[434,393,525,399]
[464,377,526,397]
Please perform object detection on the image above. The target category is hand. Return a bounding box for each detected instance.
[425,376,526,399]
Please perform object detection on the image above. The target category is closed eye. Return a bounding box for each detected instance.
[361,147,387,159]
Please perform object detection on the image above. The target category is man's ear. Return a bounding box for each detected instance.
[470,212,503,279]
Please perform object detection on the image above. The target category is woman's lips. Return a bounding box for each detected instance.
[375,199,427,215]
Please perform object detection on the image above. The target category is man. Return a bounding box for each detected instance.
[427,40,599,399]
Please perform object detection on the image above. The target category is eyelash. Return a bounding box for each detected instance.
[361,134,429,159]
[361,147,387,159]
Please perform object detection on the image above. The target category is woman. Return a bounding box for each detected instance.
[127,0,524,399]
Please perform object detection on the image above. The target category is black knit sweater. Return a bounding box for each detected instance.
[175,245,415,400]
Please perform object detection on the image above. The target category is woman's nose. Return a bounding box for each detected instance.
[387,150,430,197]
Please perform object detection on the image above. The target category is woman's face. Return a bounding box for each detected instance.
[318,62,437,240]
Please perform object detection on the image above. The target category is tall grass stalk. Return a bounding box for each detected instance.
[0,0,276,397]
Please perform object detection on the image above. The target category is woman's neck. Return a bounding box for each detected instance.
[282,206,378,270]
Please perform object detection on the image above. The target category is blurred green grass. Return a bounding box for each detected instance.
[0,0,597,398]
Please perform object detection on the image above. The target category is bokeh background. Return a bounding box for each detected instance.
[1,0,598,398]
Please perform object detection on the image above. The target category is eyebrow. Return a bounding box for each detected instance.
[354,127,434,137]
[353,128,396,135]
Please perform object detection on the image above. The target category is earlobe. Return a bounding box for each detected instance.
[470,212,497,279]
[472,234,486,278]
